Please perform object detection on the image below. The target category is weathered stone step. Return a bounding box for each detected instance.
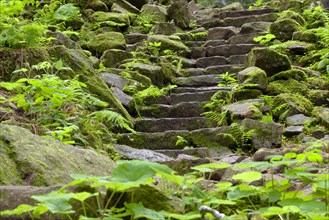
[116,127,236,150]
[135,117,212,132]
[217,8,274,19]
[174,75,220,87]
[227,33,262,45]
[206,44,258,57]
[204,65,244,75]
[170,90,227,104]
[139,101,206,118]
[196,56,227,68]
[201,13,277,29]
[173,86,229,93]
[184,41,206,47]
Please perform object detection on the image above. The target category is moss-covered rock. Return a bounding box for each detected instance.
[48,46,132,122]
[241,118,284,149]
[268,79,308,95]
[120,62,166,87]
[307,89,329,106]
[306,76,329,90]
[100,49,133,68]
[147,35,190,56]
[140,4,168,23]
[108,0,140,14]
[89,11,131,26]
[167,0,190,29]
[126,0,148,9]
[248,48,291,77]
[312,107,329,127]
[87,32,126,54]
[273,93,313,120]
[292,30,318,43]
[0,124,115,186]
[270,19,302,41]
[278,10,306,26]
[233,88,263,101]
[237,67,268,92]
[268,69,307,82]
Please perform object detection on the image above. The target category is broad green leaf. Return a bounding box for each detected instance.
[126,203,166,220]
[72,192,98,202]
[205,199,236,205]
[227,185,260,200]
[0,82,23,91]
[284,152,297,159]
[307,152,323,163]
[256,206,289,217]
[32,192,74,214]
[216,182,233,191]
[232,171,262,183]
[278,198,326,214]
[112,160,173,184]
[192,162,231,173]
[0,204,35,216]
[235,161,269,169]
[160,210,201,220]
[32,205,48,218]
[268,190,281,203]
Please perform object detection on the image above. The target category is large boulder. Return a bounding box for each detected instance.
[87,32,126,54]
[167,0,190,29]
[270,19,302,41]
[48,46,132,121]
[100,49,133,68]
[0,124,115,186]
[89,11,131,26]
[247,48,291,77]
[140,4,168,23]
[147,35,190,56]
[241,119,284,149]
[237,67,268,92]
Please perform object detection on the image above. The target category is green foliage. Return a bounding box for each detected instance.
[217,72,238,87]
[1,147,328,219]
[147,41,162,57]
[253,34,276,45]
[53,3,80,22]
[0,73,134,146]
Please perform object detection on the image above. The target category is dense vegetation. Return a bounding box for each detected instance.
[0,0,328,219]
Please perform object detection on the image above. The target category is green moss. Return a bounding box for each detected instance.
[307,90,329,106]
[233,89,263,101]
[306,77,329,90]
[268,79,308,95]
[87,32,126,54]
[147,35,190,56]
[90,11,130,26]
[278,10,306,26]
[268,69,307,82]
[292,30,318,43]
[273,93,314,120]
[270,19,303,41]
[0,140,22,185]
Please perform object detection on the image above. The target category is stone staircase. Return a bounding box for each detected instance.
[116,8,277,156]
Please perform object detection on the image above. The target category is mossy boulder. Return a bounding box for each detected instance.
[241,118,284,149]
[48,46,132,122]
[89,11,131,26]
[273,93,314,120]
[307,90,329,106]
[233,88,263,101]
[268,69,307,82]
[140,4,168,23]
[108,0,140,14]
[248,48,291,77]
[268,79,308,95]
[87,32,126,54]
[120,62,166,87]
[237,67,268,92]
[313,107,329,127]
[126,0,148,9]
[147,35,190,56]
[167,0,190,29]
[0,124,115,186]
[270,19,302,41]
[100,49,133,68]
[292,30,318,43]
[278,10,306,26]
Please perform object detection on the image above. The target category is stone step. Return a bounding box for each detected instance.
[204,40,227,47]
[170,90,226,104]
[135,117,212,132]
[217,8,274,19]
[116,127,236,150]
[206,44,258,57]
[174,74,220,87]
[184,41,206,47]
[155,147,210,158]
[173,86,229,93]
[196,56,227,68]
[228,55,248,65]
[139,101,206,118]
[222,13,278,27]
[201,13,277,29]
[228,33,264,45]
[204,65,244,75]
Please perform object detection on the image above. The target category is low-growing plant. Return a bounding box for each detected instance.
[253,33,276,45]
